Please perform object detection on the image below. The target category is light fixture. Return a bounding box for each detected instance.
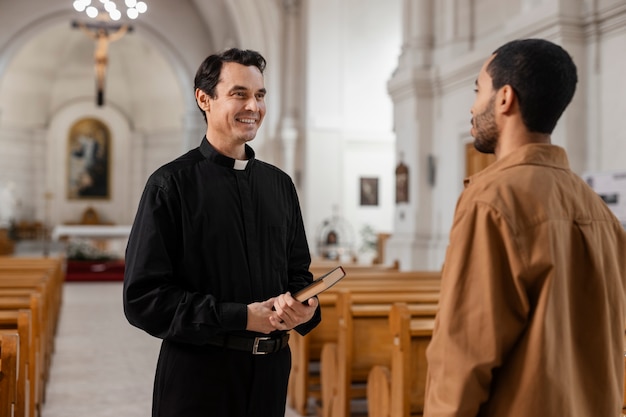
[72,0,147,21]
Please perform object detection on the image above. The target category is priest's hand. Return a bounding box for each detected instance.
[270,292,318,331]
[246,298,277,334]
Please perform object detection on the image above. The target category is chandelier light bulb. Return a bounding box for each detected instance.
[73,0,147,20]
[127,8,139,19]
[86,6,99,18]
[104,1,117,12]
[109,9,122,20]
[73,0,87,12]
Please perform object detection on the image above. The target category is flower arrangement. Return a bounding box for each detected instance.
[66,239,119,261]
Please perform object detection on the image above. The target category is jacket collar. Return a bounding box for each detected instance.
[464,144,570,188]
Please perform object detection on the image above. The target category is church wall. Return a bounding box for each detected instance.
[593,12,626,171]
[303,0,401,258]
[0,127,43,222]
[386,0,626,270]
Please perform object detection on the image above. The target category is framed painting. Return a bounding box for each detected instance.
[360,177,379,206]
[67,117,111,200]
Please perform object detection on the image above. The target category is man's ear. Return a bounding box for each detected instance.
[195,88,210,112]
[497,85,515,114]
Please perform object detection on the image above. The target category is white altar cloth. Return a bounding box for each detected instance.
[52,225,132,241]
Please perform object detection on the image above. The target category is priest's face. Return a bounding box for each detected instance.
[205,62,266,147]
[470,56,499,154]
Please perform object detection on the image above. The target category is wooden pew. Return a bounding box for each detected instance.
[0,257,64,417]
[309,260,399,276]
[0,294,45,416]
[0,257,64,335]
[0,278,53,389]
[288,269,440,415]
[0,332,19,417]
[287,268,440,415]
[288,285,439,415]
[319,291,437,417]
[367,302,433,417]
[0,310,34,417]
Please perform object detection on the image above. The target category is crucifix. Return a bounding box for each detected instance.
[72,20,133,106]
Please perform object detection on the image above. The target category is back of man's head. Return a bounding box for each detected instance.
[488,39,578,134]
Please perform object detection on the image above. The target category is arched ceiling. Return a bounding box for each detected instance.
[0,0,285,154]
[0,20,182,131]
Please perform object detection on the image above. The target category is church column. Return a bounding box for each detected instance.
[278,0,303,183]
[385,0,439,270]
[182,107,206,152]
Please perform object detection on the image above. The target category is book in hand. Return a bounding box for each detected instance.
[293,266,346,302]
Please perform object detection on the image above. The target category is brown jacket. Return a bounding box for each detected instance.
[425,144,626,417]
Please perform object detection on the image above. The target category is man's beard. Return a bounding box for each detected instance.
[472,95,498,154]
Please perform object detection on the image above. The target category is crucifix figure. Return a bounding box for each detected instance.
[72,21,132,106]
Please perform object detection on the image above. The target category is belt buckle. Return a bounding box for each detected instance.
[252,336,272,355]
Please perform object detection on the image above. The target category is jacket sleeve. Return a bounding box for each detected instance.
[424,201,528,416]
[122,180,247,345]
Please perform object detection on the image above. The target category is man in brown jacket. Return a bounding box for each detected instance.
[424,38,626,417]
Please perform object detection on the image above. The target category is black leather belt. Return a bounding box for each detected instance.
[207,333,290,355]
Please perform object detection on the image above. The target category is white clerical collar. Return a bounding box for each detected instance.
[233,159,249,170]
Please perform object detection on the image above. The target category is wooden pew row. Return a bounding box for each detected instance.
[0,294,44,417]
[309,265,440,287]
[288,286,439,415]
[0,257,64,336]
[367,302,433,417]
[0,257,64,417]
[0,310,34,417]
[286,267,440,415]
[319,291,437,417]
[0,332,19,417]
[0,257,65,380]
[287,269,440,415]
[368,309,626,417]
[0,277,54,397]
[309,261,399,276]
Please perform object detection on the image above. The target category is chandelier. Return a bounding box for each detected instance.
[72,0,147,21]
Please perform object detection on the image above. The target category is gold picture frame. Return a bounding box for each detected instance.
[67,117,111,200]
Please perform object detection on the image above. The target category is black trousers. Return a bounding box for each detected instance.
[152,340,291,417]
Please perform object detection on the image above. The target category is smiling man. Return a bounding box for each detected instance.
[123,48,321,417]
[424,39,626,417]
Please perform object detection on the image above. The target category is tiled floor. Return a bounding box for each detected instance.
[41,282,305,417]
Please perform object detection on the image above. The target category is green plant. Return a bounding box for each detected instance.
[359,224,377,253]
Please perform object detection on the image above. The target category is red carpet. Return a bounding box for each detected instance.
[65,260,125,282]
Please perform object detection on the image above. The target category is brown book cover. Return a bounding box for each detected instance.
[293,266,346,302]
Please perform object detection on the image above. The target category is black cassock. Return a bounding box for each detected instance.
[124,138,321,417]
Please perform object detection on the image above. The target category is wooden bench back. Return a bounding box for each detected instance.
[287,268,440,415]
[0,332,19,417]
[366,302,435,417]
[323,291,437,417]
[0,310,34,417]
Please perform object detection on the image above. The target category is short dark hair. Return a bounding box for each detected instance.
[194,48,267,120]
[488,39,577,134]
